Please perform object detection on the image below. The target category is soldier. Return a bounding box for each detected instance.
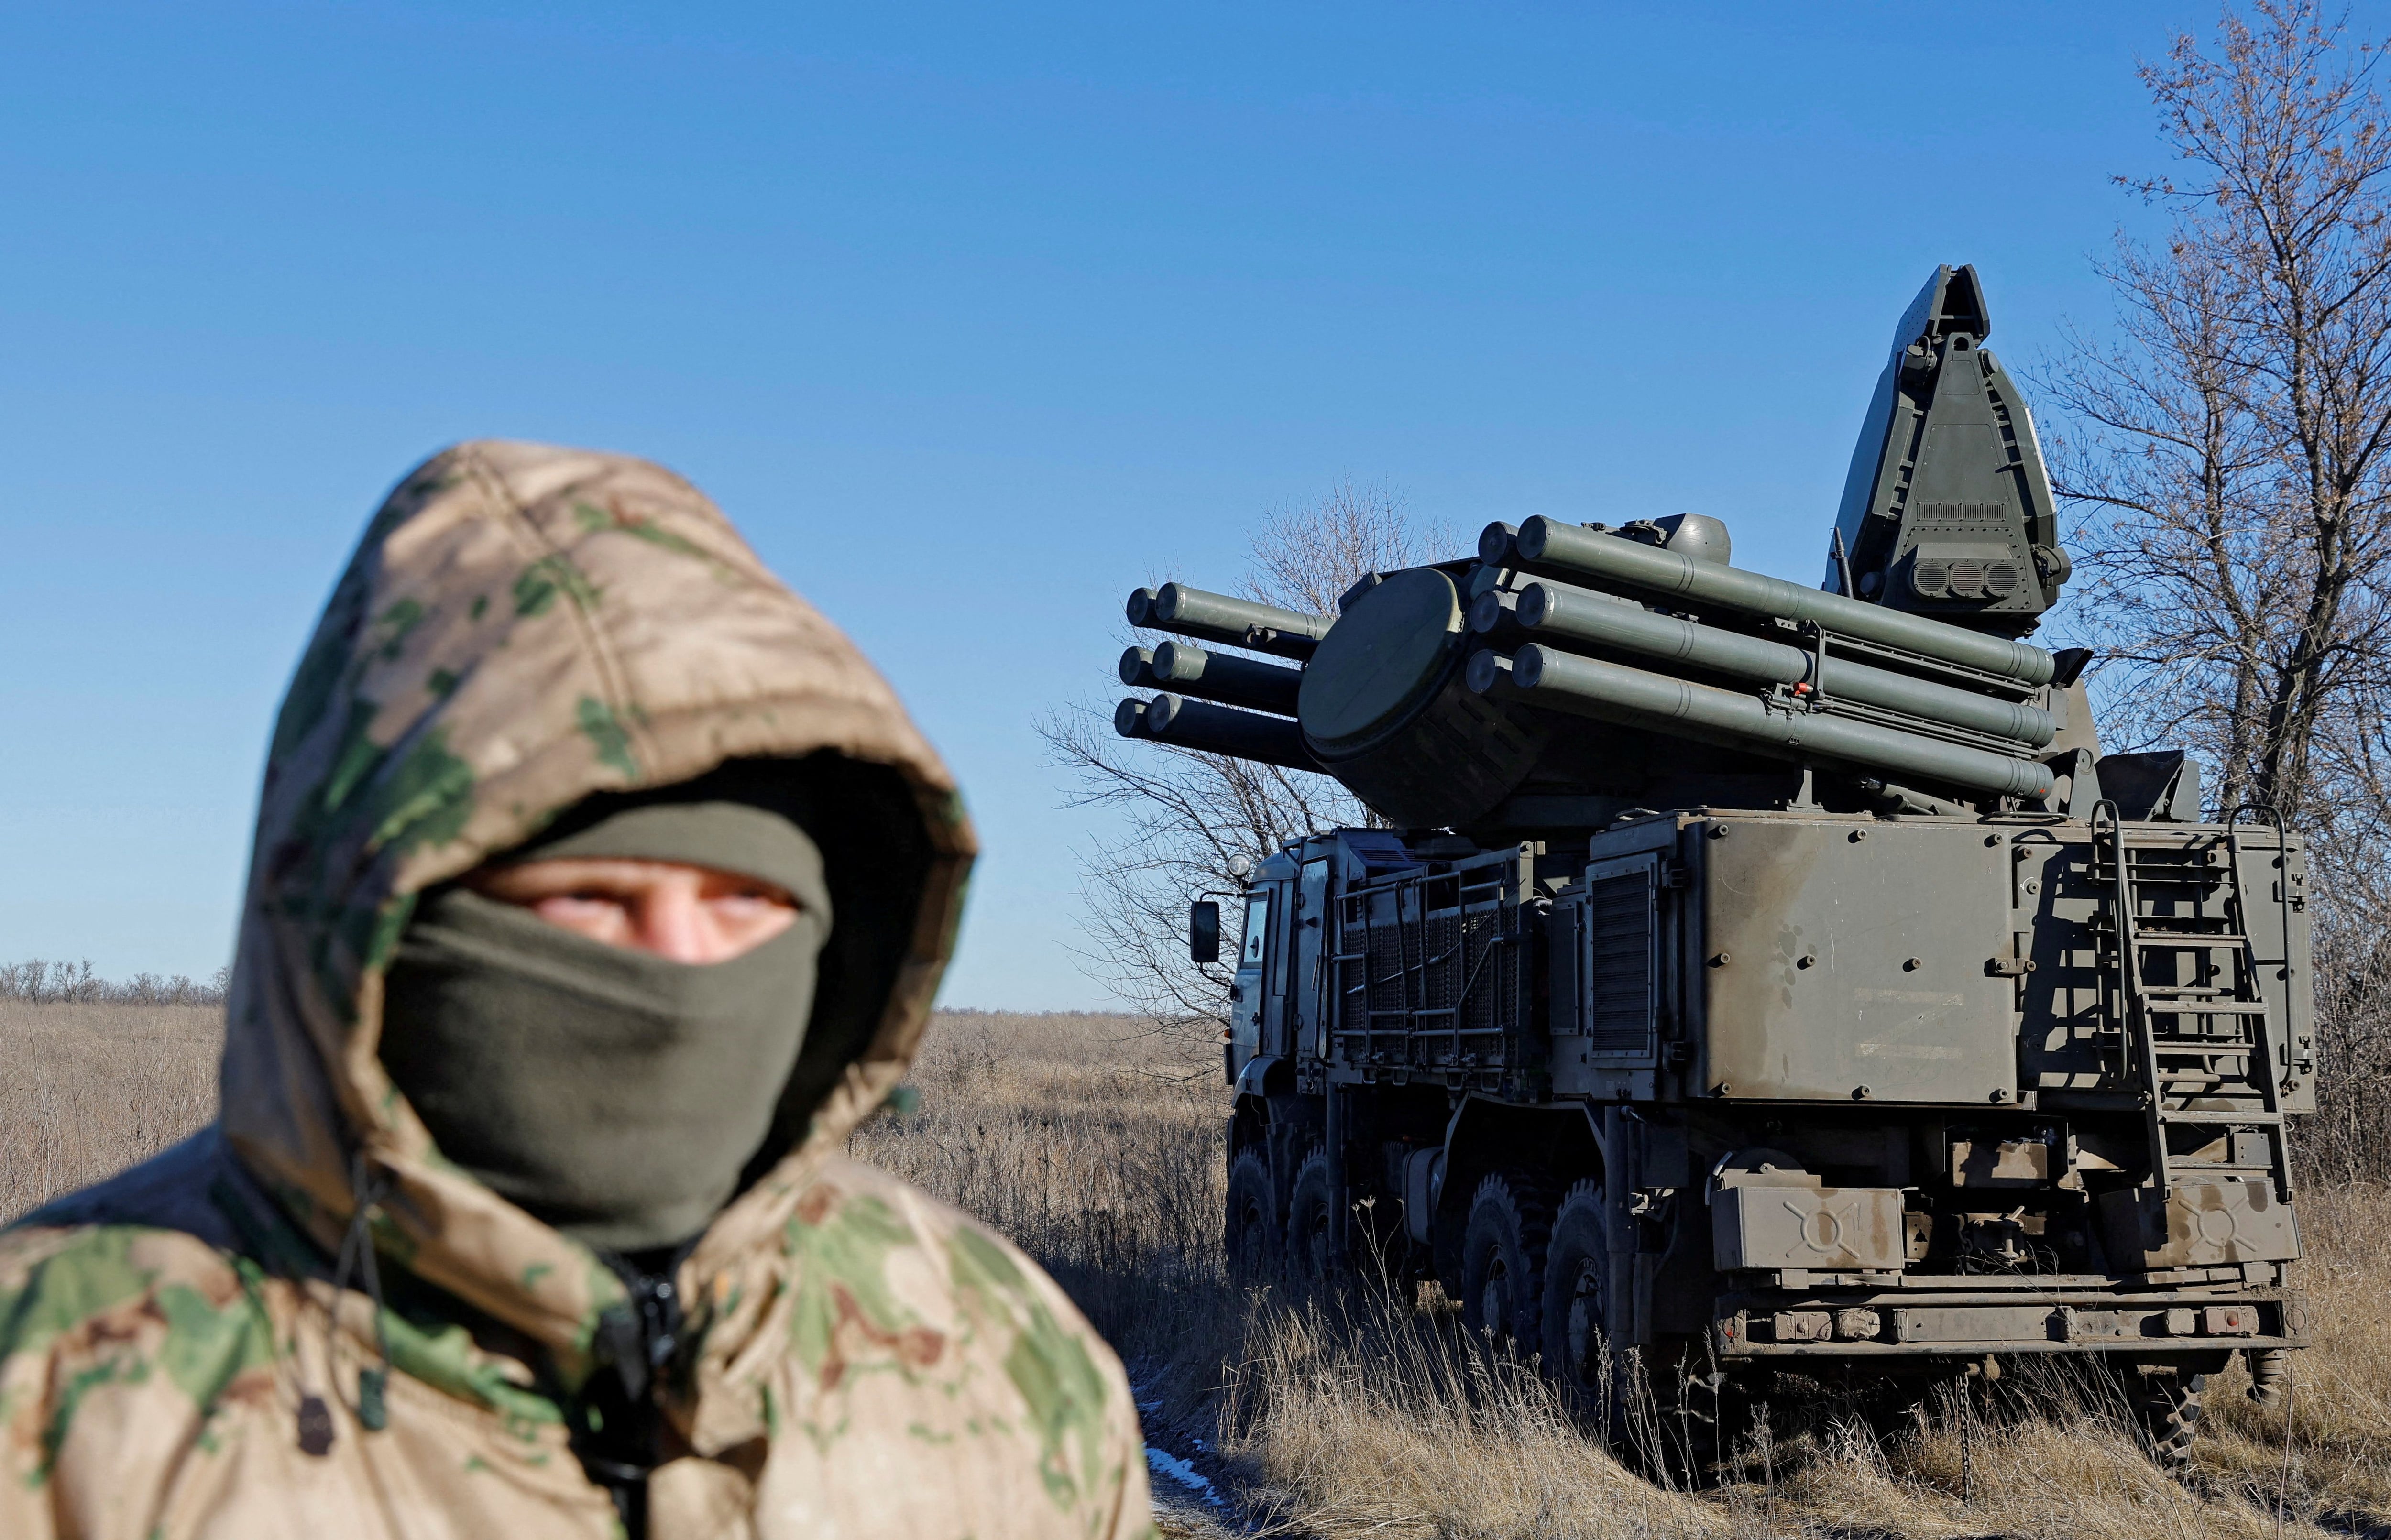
[0,443,1156,1538]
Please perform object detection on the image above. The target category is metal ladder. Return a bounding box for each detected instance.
[2090,802,2291,1201]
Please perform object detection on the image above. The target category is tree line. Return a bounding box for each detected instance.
[0,959,230,1007]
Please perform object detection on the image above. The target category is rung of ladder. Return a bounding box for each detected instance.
[2147,1001,2269,1016]
[2156,1109,2283,1125]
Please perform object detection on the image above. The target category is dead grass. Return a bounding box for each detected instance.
[14,1001,2391,1536]
[0,997,220,1221]
[857,1012,2391,1540]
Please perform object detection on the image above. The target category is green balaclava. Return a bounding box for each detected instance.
[379,792,833,1255]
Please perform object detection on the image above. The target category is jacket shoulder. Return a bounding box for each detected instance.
[0,1221,281,1530]
[2,1128,263,1354]
[759,1158,1153,1533]
[0,1219,257,1358]
[795,1157,1101,1340]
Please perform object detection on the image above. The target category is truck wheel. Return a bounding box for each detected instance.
[1226,1149,1281,1277]
[1461,1172,1554,1360]
[2130,1367,2205,1467]
[1284,1149,1335,1281]
[1539,1179,1609,1401]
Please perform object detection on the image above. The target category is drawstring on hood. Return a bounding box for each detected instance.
[300,1153,395,1456]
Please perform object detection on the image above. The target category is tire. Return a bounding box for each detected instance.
[1539,1179,1611,1402]
[2130,1367,2205,1467]
[1460,1171,1554,1359]
[1225,1149,1281,1277]
[1284,1149,1336,1282]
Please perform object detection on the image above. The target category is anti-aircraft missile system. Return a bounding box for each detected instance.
[1107,265,2313,1466]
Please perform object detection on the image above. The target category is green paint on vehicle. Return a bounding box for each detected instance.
[576,697,640,780]
[521,1262,553,1291]
[426,668,460,699]
[469,594,489,621]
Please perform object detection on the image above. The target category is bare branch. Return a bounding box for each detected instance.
[2046,0,2391,1176]
[1044,483,1442,1056]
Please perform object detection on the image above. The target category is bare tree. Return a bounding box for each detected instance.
[2047,0,2391,829]
[1040,481,1449,1045]
[2046,0,2391,1175]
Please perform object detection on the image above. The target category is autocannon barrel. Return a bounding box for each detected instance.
[1474,644,2055,800]
[1491,579,2055,749]
[1115,693,1322,772]
[1127,640,1305,715]
[1492,518,2056,687]
[1126,583,1331,662]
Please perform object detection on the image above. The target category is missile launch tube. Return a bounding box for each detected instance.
[1127,583,1331,662]
[1505,579,2055,748]
[1119,644,1305,714]
[1503,518,2056,686]
[1154,640,1305,715]
[1486,644,2055,799]
[1118,693,1323,772]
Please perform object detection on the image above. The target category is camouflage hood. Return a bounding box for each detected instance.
[220,439,975,1366]
[0,443,1151,1539]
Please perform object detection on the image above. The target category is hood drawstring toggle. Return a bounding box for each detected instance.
[298,1154,397,1455]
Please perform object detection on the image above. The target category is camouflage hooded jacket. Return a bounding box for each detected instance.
[0,443,1156,1539]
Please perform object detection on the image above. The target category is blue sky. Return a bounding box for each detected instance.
[0,1,2350,1006]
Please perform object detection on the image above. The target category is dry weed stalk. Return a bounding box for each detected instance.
[0,998,220,1221]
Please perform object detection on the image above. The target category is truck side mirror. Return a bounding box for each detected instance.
[1189,900,1221,965]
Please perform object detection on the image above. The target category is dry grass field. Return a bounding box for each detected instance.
[0,997,219,1220]
[860,1013,2391,1540]
[12,999,2391,1537]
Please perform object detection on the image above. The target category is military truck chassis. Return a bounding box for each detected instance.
[1220,808,2310,1454]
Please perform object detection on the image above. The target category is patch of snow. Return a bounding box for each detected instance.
[1145,1446,1224,1507]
